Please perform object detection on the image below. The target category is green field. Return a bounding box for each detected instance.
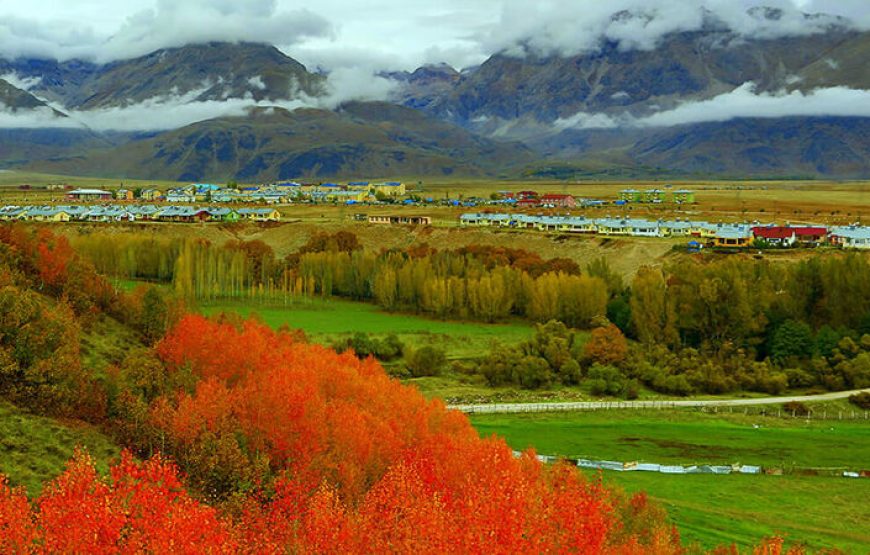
[0,401,120,496]
[470,410,870,552]
[198,296,534,360]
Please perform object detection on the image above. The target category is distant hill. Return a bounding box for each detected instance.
[34,101,534,181]
[629,117,870,178]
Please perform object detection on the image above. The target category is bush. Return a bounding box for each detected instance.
[405,346,447,377]
[848,391,870,410]
[782,401,811,416]
[373,334,404,361]
[586,364,625,396]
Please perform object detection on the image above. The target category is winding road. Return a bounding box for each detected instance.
[448,388,870,414]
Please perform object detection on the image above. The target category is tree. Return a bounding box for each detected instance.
[770,320,813,365]
[584,324,628,367]
[405,346,446,377]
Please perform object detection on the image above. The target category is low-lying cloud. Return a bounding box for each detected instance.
[552,83,870,131]
[480,0,861,59]
[636,83,870,127]
[0,0,333,63]
[0,66,397,131]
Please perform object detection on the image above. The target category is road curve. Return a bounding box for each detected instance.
[448,388,870,414]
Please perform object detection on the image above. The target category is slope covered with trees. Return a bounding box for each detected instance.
[0,223,689,553]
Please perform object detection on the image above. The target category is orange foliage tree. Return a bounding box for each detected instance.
[584,324,629,367]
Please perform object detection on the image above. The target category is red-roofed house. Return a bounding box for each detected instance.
[540,194,576,208]
[516,190,538,200]
[792,227,828,246]
[752,226,796,246]
[516,198,540,208]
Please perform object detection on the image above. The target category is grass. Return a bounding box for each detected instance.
[80,313,146,378]
[470,409,870,552]
[0,400,120,496]
[197,296,534,361]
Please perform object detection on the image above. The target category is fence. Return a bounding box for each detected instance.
[452,400,870,420]
[513,451,870,480]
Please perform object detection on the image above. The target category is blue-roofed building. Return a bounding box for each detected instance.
[830,226,870,249]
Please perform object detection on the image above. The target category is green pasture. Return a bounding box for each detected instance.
[197,296,535,361]
[0,401,120,496]
[470,409,870,552]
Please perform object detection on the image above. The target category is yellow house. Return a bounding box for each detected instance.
[373,182,406,197]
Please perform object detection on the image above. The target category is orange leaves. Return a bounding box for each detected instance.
[584,324,629,367]
[2,449,236,554]
[0,476,36,553]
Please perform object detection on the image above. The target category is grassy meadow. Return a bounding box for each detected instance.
[0,401,120,496]
[470,409,870,552]
[197,296,535,359]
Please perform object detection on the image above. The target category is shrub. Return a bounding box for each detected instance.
[405,346,447,377]
[848,391,870,410]
[782,401,811,416]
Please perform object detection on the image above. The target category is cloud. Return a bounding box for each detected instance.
[636,83,870,127]
[0,65,397,131]
[477,0,859,59]
[318,67,399,106]
[0,0,333,62]
[553,112,619,130]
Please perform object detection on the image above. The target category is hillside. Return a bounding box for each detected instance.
[34,101,535,181]
[628,117,870,178]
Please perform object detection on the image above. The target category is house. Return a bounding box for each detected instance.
[139,188,162,201]
[116,189,133,201]
[596,218,631,235]
[206,207,240,222]
[237,208,281,222]
[792,226,828,246]
[672,189,695,203]
[515,190,538,201]
[830,226,870,249]
[643,189,666,203]
[67,189,112,201]
[540,194,576,208]
[659,220,692,237]
[165,189,197,203]
[627,219,661,237]
[752,226,796,247]
[713,227,752,248]
[516,198,539,208]
[373,181,406,197]
[368,215,431,226]
[618,189,643,203]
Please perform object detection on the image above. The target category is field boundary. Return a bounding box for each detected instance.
[449,388,870,414]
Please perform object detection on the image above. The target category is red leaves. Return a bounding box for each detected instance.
[2,449,236,554]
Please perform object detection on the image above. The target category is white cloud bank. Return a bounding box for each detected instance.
[637,83,870,127]
[0,67,398,131]
[0,0,333,63]
[552,83,870,131]
[479,0,862,59]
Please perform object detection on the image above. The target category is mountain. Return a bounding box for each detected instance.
[1,42,324,109]
[403,28,863,130]
[0,79,58,112]
[628,117,870,178]
[32,101,534,181]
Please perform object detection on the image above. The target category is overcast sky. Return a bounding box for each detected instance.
[1,0,868,71]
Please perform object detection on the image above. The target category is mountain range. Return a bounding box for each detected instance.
[2,7,870,181]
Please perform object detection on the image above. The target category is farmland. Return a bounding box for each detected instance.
[470,408,870,552]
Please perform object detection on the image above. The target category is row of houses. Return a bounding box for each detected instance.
[459,213,870,249]
[617,189,695,204]
[0,205,281,223]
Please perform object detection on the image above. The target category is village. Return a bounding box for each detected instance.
[459,212,870,249]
